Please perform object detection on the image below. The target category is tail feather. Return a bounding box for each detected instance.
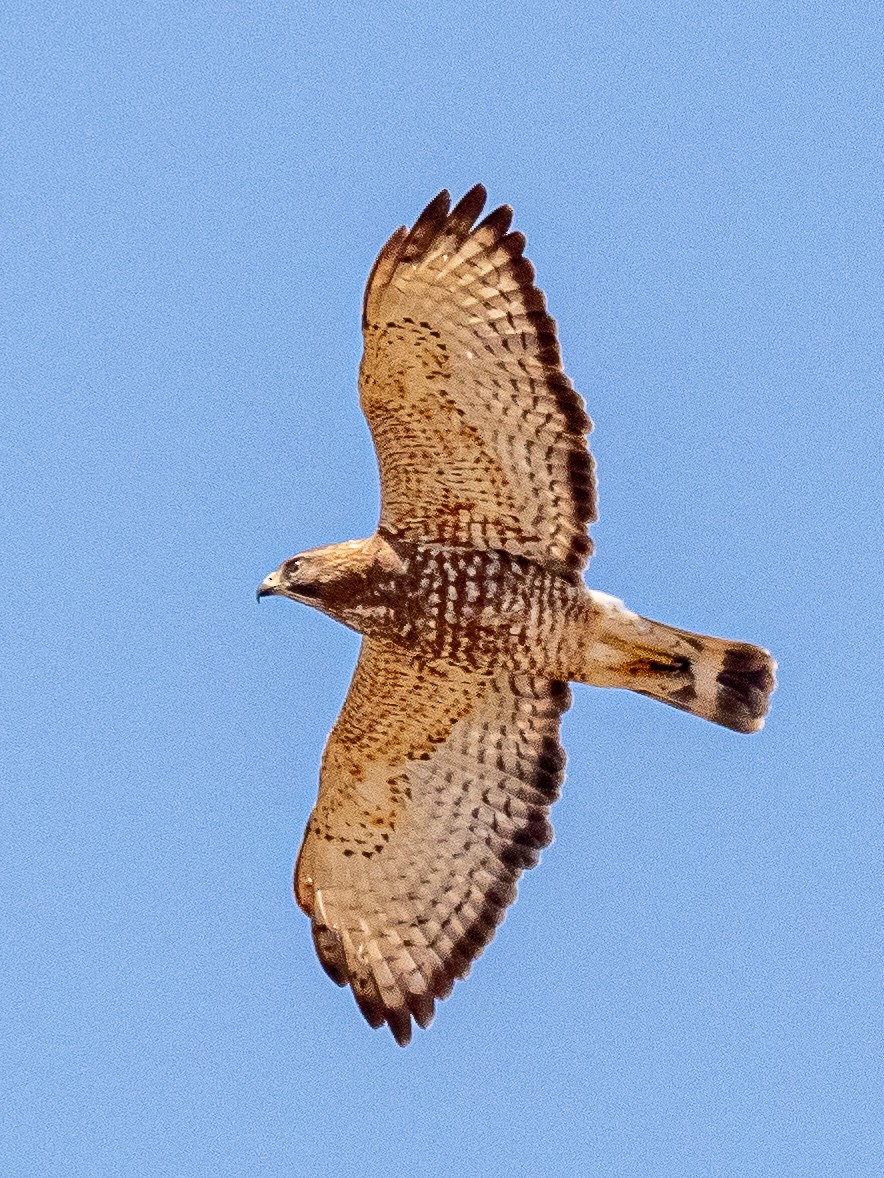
[632,638,776,733]
[712,644,778,732]
[577,595,777,733]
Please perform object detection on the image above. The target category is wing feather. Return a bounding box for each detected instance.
[359,187,597,577]
[294,638,570,1045]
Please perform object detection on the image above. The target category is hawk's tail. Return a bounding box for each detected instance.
[577,594,777,733]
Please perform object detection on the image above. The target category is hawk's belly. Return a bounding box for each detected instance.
[363,542,588,676]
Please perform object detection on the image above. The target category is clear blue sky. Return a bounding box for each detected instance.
[3,3,880,1175]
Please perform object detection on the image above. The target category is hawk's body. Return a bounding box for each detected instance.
[258,187,776,1044]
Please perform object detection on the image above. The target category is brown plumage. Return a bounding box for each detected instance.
[258,186,777,1045]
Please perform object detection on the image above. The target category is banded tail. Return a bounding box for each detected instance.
[577,592,777,734]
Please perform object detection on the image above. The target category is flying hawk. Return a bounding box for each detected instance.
[258,186,776,1045]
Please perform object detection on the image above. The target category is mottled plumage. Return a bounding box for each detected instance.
[258,187,776,1044]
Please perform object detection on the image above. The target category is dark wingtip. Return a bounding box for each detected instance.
[453,182,487,212]
[402,190,452,258]
[311,923,348,987]
[477,203,514,239]
[386,1008,413,1047]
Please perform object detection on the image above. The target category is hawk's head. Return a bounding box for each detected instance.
[257,536,402,625]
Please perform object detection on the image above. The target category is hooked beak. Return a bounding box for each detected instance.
[256,569,283,601]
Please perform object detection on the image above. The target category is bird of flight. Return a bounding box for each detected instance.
[257,186,776,1045]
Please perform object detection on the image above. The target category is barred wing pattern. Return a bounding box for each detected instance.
[294,638,570,1044]
[360,185,597,577]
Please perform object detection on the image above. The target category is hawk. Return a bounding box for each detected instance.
[257,186,776,1045]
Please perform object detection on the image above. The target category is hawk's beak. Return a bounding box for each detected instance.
[256,570,283,601]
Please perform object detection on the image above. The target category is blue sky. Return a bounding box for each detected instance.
[3,2,880,1175]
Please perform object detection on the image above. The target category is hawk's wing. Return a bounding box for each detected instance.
[294,637,570,1045]
[359,186,597,578]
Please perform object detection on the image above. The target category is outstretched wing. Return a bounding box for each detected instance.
[294,637,570,1045]
[359,186,597,578]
